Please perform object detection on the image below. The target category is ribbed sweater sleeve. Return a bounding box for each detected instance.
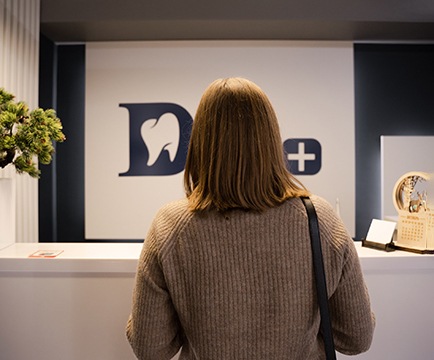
[125,203,187,360]
[311,196,376,355]
[126,196,375,360]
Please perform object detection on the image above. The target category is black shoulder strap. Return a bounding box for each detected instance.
[301,197,336,360]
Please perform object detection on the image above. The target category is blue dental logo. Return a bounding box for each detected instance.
[119,103,193,176]
[119,102,321,177]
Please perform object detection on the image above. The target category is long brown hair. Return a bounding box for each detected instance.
[184,77,309,212]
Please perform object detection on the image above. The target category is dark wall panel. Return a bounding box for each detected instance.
[38,34,55,242]
[354,44,434,239]
[39,40,85,242]
[56,45,86,242]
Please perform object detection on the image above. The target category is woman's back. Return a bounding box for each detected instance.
[127,195,374,359]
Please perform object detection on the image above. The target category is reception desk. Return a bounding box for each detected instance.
[0,242,433,360]
[0,243,141,360]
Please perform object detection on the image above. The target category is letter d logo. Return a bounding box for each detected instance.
[119,103,193,176]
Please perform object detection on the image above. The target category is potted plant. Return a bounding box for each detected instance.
[0,88,65,178]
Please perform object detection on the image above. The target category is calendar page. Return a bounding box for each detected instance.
[396,212,427,250]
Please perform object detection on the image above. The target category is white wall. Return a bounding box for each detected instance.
[85,41,355,239]
[0,0,40,243]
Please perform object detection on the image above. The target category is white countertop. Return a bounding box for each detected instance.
[0,241,433,273]
[356,242,434,271]
[0,242,143,273]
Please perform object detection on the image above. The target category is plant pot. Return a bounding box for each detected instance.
[0,178,16,248]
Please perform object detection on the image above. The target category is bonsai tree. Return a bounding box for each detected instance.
[0,88,65,178]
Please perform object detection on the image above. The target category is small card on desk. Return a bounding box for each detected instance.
[362,219,396,252]
[29,250,64,258]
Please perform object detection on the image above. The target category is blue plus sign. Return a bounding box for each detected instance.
[283,138,322,175]
[286,142,316,172]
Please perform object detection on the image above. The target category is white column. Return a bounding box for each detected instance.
[0,0,41,243]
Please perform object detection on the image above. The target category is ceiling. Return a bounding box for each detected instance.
[40,0,434,43]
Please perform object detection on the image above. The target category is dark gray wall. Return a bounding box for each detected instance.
[39,36,85,242]
[354,44,434,239]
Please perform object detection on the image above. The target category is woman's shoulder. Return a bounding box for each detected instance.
[157,198,189,215]
[303,194,353,251]
[309,194,334,212]
[152,198,192,228]
[298,194,340,223]
[146,198,193,252]
[281,195,335,216]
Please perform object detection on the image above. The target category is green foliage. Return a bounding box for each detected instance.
[0,88,65,178]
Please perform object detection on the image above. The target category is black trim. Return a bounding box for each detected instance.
[361,239,395,252]
[392,244,434,255]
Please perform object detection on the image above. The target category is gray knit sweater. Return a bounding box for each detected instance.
[126,195,375,360]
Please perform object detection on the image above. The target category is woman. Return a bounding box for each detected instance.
[126,77,375,359]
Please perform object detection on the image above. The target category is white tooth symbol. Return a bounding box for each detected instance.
[140,112,180,166]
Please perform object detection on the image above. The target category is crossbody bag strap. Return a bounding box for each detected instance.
[301,196,336,360]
